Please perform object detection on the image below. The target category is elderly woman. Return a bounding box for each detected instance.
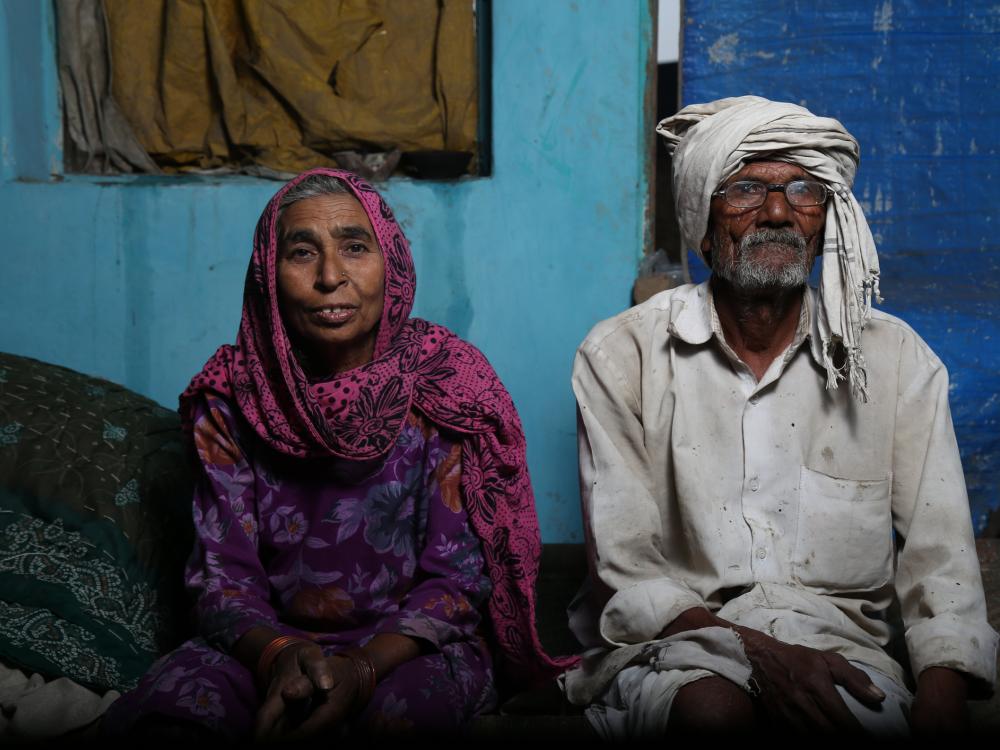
[103,169,572,739]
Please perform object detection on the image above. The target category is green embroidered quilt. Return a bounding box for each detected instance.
[0,353,194,692]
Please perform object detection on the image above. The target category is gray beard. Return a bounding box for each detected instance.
[713,228,812,292]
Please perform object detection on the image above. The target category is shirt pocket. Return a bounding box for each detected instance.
[792,465,893,593]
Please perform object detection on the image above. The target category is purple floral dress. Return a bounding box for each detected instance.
[103,394,496,737]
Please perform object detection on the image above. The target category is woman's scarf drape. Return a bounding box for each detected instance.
[657,96,882,402]
[180,168,576,688]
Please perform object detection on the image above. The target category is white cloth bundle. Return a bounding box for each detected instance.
[657,96,881,401]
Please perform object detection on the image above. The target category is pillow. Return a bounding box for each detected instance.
[0,353,195,692]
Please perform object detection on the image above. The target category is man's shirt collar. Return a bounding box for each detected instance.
[665,280,825,369]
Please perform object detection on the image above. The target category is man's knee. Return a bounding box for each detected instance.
[669,676,755,732]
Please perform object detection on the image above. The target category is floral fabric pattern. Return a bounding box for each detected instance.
[104,396,496,734]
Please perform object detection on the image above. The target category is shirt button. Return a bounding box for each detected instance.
[749,477,760,492]
[757,548,767,560]
[749,395,760,406]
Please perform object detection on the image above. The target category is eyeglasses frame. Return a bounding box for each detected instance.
[711,180,830,209]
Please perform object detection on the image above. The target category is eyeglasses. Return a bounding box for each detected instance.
[711,180,830,209]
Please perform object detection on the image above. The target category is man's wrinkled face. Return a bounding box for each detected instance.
[702,161,826,292]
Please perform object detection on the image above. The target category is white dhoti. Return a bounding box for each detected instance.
[563,624,913,738]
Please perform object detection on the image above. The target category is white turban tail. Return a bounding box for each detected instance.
[657,95,882,402]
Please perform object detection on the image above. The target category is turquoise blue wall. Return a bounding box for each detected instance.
[0,1,654,543]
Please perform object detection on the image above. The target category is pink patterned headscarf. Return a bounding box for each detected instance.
[181,168,576,689]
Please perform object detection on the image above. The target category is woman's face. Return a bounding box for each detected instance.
[276,193,385,376]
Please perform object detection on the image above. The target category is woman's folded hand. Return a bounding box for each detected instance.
[254,642,359,741]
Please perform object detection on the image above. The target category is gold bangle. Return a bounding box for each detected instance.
[256,635,306,688]
[341,648,377,709]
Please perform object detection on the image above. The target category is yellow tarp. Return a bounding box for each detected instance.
[104,0,478,173]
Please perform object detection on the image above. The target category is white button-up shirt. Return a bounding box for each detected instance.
[568,282,997,693]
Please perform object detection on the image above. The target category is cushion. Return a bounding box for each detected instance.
[0,353,194,692]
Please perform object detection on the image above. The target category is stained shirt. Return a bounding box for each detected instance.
[185,394,492,655]
[568,282,997,693]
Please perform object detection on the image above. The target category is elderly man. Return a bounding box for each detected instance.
[562,96,997,736]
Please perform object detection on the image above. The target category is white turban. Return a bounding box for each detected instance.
[657,95,881,402]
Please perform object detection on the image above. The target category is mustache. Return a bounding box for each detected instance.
[739,228,807,254]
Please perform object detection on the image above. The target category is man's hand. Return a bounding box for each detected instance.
[735,626,885,732]
[910,667,968,734]
[662,607,885,732]
[254,642,358,741]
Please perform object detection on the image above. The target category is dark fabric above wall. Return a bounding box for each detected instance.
[0,353,195,692]
[54,0,160,174]
[57,0,479,176]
